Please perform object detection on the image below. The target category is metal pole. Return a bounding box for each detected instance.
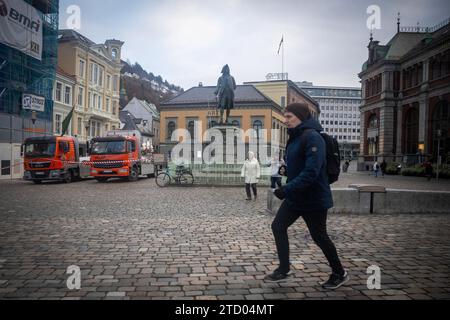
[437,130,440,182]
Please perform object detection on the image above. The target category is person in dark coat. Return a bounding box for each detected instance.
[266,103,348,290]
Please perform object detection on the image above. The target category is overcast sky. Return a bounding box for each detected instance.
[58,0,450,90]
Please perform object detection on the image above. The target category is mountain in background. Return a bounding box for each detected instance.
[120,60,184,109]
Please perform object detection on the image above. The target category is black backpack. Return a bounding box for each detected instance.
[301,129,341,184]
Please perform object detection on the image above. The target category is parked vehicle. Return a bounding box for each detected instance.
[89,134,154,182]
[22,136,90,184]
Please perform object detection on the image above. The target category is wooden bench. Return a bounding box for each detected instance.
[348,184,387,214]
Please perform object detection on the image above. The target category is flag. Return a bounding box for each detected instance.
[277,36,284,55]
[61,106,74,136]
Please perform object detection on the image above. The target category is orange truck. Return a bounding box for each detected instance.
[22,136,90,184]
[89,134,154,182]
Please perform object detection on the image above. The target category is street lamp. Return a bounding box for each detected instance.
[436,129,441,182]
[31,111,37,134]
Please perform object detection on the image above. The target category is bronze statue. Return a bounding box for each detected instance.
[214,64,237,125]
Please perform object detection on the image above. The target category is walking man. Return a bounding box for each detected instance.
[266,103,349,290]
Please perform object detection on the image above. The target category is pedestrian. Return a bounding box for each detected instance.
[268,155,283,190]
[380,160,387,177]
[241,151,260,201]
[373,161,380,178]
[343,160,350,173]
[424,161,433,181]
[267,103,348,290]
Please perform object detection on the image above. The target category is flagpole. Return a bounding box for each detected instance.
[282,36,285,79]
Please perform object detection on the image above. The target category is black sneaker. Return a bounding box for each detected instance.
[264,269,292,282]
[321,271,349,290]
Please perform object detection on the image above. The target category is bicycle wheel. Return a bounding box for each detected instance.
[156,173,171,187]
[179,173,194,186]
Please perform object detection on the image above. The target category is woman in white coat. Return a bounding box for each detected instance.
[241,151,261,200]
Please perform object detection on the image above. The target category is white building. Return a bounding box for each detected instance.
[298,82,362,159]
[122,97,160,152]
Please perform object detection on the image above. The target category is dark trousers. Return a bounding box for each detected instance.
[271,177,282,189]
[271,201,345,275]
[246,183,257,199]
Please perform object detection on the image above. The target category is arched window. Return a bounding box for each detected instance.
[111,48,118,60]
[367,114,379,156]
[167,121,175,140]
[368,114,379,129]
[253,120,263,138]
[432,100,450,160]
[187,121,195,139]
[232,120,239,127]
[405,108,419,154]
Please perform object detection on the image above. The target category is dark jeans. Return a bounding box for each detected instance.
[246,183,257,199]
[271,201,345,275]
[271,177,282,189]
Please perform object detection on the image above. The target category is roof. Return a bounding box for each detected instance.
[56,66,75,81]
[361,18,450,72]
[58,29,96,46]
[384,33,427,60]
[161,85,279,108]
[244,80,319,108]
[119,111,154,136]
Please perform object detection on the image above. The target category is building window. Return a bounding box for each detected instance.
[77,87,84,106]
[54,114,62,135]
[106,98,110,112]
[107,75,111,90]
[167,121,176,140]
[99,67,104,87]
[79,60,85,78]
[281,96,286,108]
[405,108,419,154]
[113,75,118,92]
[368,114,379,129]
[64,86,71,105]
[55,82,62,102]
[98,96,102,110]
[431,100,450,160]
[187,121,195,139]
[112,101,117,115]
[77,117,82,135]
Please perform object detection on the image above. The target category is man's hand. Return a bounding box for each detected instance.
[273,187,286,200]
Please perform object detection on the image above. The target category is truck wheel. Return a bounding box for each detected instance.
[128,167,138,182]
[63,171,72,184]
[33,180,42,185]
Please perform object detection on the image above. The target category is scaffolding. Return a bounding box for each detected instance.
[0,0,59,123]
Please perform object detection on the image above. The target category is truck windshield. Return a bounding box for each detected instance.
[91,141,127,155]
[24,142,56,158]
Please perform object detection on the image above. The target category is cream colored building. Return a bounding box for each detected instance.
[244,80,320,117]
[57,30,124,153]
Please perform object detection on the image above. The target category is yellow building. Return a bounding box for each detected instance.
[160,84,289,161]
[244,80,320,117]
[57,30,123,152]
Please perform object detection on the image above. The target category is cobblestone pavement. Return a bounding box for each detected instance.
[0,178,449,300]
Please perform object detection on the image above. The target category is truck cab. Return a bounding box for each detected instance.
[89,135,154,182]
[22,136,86,184]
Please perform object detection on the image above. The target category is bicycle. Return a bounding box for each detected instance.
[155,165,194,187]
